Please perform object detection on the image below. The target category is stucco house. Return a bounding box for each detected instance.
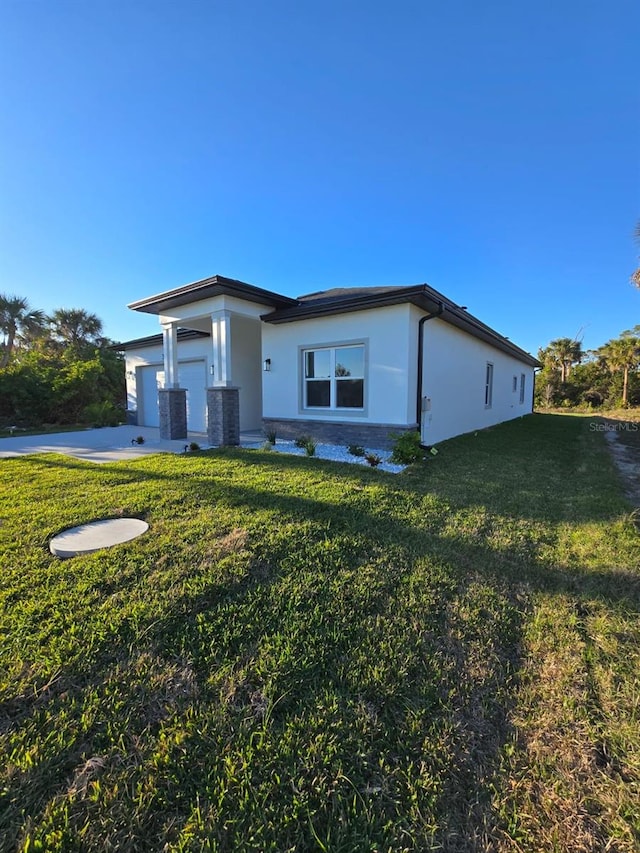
[115,275,540,448]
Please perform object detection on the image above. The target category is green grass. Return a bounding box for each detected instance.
[0,414,638,852]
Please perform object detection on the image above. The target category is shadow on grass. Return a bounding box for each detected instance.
[1,413,638,849]
[2,512,638,850]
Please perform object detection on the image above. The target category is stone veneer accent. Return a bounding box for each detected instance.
[261,418,418,450]
[207,387,240,446]
[159,388,187,439]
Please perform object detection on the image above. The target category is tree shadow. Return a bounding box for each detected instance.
[2,413,638,848]
[2,474,637,849]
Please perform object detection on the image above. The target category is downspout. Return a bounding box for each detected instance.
[416,302,445,437]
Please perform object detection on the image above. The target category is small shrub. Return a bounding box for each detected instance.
[304,438,317,457]
[82,401,122,428]
[390,430,425,464]
[261,441,273,451]
[365,452,382,467]
[134,435,145,445]
[265,428,277,445]
[294,434,312,449]
[189,441,201,452]
[347,444,365,457]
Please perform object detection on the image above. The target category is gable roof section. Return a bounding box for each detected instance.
[128,274,298,315]
[110,328,210,351]
[262,284,541,367]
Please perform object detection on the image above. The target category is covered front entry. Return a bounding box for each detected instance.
[127,275,298,444]
[156,307,263,442]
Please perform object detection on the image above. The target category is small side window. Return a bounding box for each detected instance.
[485,363,494,408]
[512,376,518,392]
[519,373,526,404]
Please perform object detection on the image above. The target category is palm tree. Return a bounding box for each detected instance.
[597,334,640,406]
[0,294,46,367]
[539,337,583,383]
[48,308,103,348]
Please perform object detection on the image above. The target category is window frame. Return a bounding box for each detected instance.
[300,340,368,415]
[519,372,526,404]
[485,362,494,409]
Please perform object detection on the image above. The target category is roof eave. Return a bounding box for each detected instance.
[262,285,540,367]
[261,285,437,323]
[128,275,298,315]
[109,329,211,351]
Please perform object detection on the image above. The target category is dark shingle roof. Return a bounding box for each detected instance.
[110,328,210,351]
[263,283,540,367]
[128,274,297,315]
[125,275,540,367]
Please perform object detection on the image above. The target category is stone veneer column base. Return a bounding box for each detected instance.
[207,387,240,446]
[261,418,418,450]
[159,388,187,439]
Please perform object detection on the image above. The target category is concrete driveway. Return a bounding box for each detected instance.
[0,426,210,464]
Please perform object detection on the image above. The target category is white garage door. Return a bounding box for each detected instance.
[139,365,163,428]
[138,361,207,432]
[178,361,207,433]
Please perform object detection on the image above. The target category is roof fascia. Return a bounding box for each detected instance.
[128,276,297,315]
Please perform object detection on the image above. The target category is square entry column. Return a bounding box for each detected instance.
[159,388,187,439]
[207,386,240,446]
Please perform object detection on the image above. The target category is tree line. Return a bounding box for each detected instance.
[0,294,125,427]
[536,329,640,409]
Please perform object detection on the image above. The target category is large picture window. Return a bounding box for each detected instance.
[304,344,365,410]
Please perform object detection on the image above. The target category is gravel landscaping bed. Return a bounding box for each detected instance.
[239,437,407,473]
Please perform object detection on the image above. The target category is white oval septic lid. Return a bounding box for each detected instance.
[50,518,149,559]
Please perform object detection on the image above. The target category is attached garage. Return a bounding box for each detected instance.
[177,360,207,432]
[138,360,207,432]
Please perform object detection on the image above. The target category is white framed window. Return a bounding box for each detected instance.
[519,373,526,404]
[303,344,365,410]
[485,362,494,408]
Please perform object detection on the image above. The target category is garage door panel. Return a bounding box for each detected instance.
[139,366,164,427]
[138,361,206,432]
[178,361,207,432]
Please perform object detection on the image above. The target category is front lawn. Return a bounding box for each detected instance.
[0,414,638,852]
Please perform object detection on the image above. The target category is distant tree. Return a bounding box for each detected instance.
[596,333,640,406]
[0,294,46,368]
[48,308,103,348]
[538,337,583,383]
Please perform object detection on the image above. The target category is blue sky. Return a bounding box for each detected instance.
[1,0,638,355]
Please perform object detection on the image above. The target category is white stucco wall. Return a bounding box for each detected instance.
[157,294,269,327]
[418,313,535,445]
[261,304,416,426]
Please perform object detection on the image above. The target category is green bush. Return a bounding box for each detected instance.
[365,452,382,467]
[294,434,312,448]
[390,430,425,464]
[82,400,122,427]
[304,438,317,456]
[347,444,365,457]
